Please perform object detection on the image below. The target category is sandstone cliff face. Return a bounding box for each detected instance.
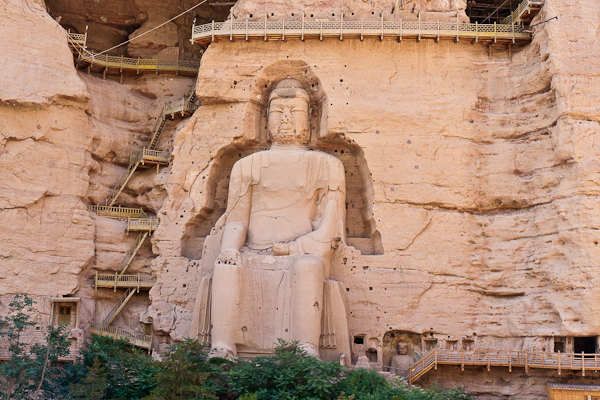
[2,0,600,397]
[148,0,600,397]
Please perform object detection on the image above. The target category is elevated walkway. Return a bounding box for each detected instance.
[127,218,159,233]
[90,322,152,350]
[502,0,545,25]
[409,348,600,385]
[95,272,155,291]
[89,205,146,219]
[66,32,199,77]
[192,17,530,46]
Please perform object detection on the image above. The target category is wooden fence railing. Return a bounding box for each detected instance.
[192,16,530,45]
[502,0,545,24]
[75,51,200,74]
[409,348,600,385]
[127,217,159,233]
[90,322,152,349]
[89,205,147,219]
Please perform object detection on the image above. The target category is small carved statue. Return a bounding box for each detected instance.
[390,341,416,378]
[209,78,346,359]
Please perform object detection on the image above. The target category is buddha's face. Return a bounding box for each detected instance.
[397,342,409,355]
[268,95,310,144]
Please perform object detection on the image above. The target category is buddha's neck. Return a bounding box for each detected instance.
[269,142,310,151]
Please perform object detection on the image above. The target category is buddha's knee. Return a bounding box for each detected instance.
[291,255,324,280]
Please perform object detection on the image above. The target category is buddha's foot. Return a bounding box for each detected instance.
[299,343,320,358]
[209,346,236,361]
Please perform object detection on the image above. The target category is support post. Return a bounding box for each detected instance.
[87,65,90,75]
[103,68,106,80]
[489,44,492,60]
[437,20,440,42]
[399,17,402,41]
[84,25,88,48]
[245,18,248,41]
[417,12,421,42]
[582,352,585,376]
[320,20,323,41]
[340,10,343,41]
[191,18,195,44]
[137,57,140,74]
[361,20,363,41]
[494,21,497,43]
[525,352,529,374]
[95,270,98,291]
[282,18,285,40]
[509,351,512,372]
[212,20,215,42]
[381,10,384,41]
[264,14,267,41]
[455,12,459,42]
[230,16,233,41]
[120,72,123,85]
[487,353,490,371]
[301,12,305,41]
[558,351,561,376]
[512,20,515,43]
[461,351,464,371]
[114,271,117,292]
[434,349,438,370]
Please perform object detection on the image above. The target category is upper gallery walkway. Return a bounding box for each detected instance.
[409,348,600,385]
[67,32,200,77]
[191,0,543,47]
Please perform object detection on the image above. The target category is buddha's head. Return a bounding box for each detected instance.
[268,78,310,144]
[397,342,409,356]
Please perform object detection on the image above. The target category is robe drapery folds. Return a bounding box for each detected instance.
[215,150,346,255]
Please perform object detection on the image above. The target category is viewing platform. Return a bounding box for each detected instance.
[95,272,155,291]
[127,217,159,233]
[409,348,600,385]
[89,205,147,219]
[90,322,152,350]
[192,18,531,46]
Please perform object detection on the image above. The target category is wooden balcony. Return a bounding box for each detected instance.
[90,322,152,350]
[127,217,159,233]
[409,348,600,385]
[95,272,155,291]
[192,17,531,46]
[89,205,147,219]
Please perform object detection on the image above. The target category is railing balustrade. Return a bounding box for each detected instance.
[192,17,530,44]
[409,348,600,385]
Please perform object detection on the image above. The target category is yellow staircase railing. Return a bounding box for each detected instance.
[118,231,150,275]
[95,272,155,291]
[102,288,137,326]
[409,348,600,385]
[90,322,152,350]
[501,0,545,25]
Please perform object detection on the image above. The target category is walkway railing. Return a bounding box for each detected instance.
[95,271,155,291]
[75,51,200,75]
[131,147,170,165]
[90,322,152,349]
[192,17,530,45]
[127,217,159,233]
[409,348,600,385]
[67,30,87,48]
[502,0,544,25]
[89,205,147,219]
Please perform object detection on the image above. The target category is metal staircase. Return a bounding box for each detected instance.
[103,288,137,326]
[118,231,149,276]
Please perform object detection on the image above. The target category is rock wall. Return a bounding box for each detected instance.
[149,0,600,397]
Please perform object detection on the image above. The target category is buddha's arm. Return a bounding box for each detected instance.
[275,187,344,257]
[217,181,252,265]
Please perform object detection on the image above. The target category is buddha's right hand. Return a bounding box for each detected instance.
[216,248,241,265]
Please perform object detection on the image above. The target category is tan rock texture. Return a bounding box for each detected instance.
[3,0,600,397]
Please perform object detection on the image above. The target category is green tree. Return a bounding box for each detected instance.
[63,335,159,400]
[229,339,345,400]
[0,294,37,399]
[144,339,216,400]
[69,357,108,400]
